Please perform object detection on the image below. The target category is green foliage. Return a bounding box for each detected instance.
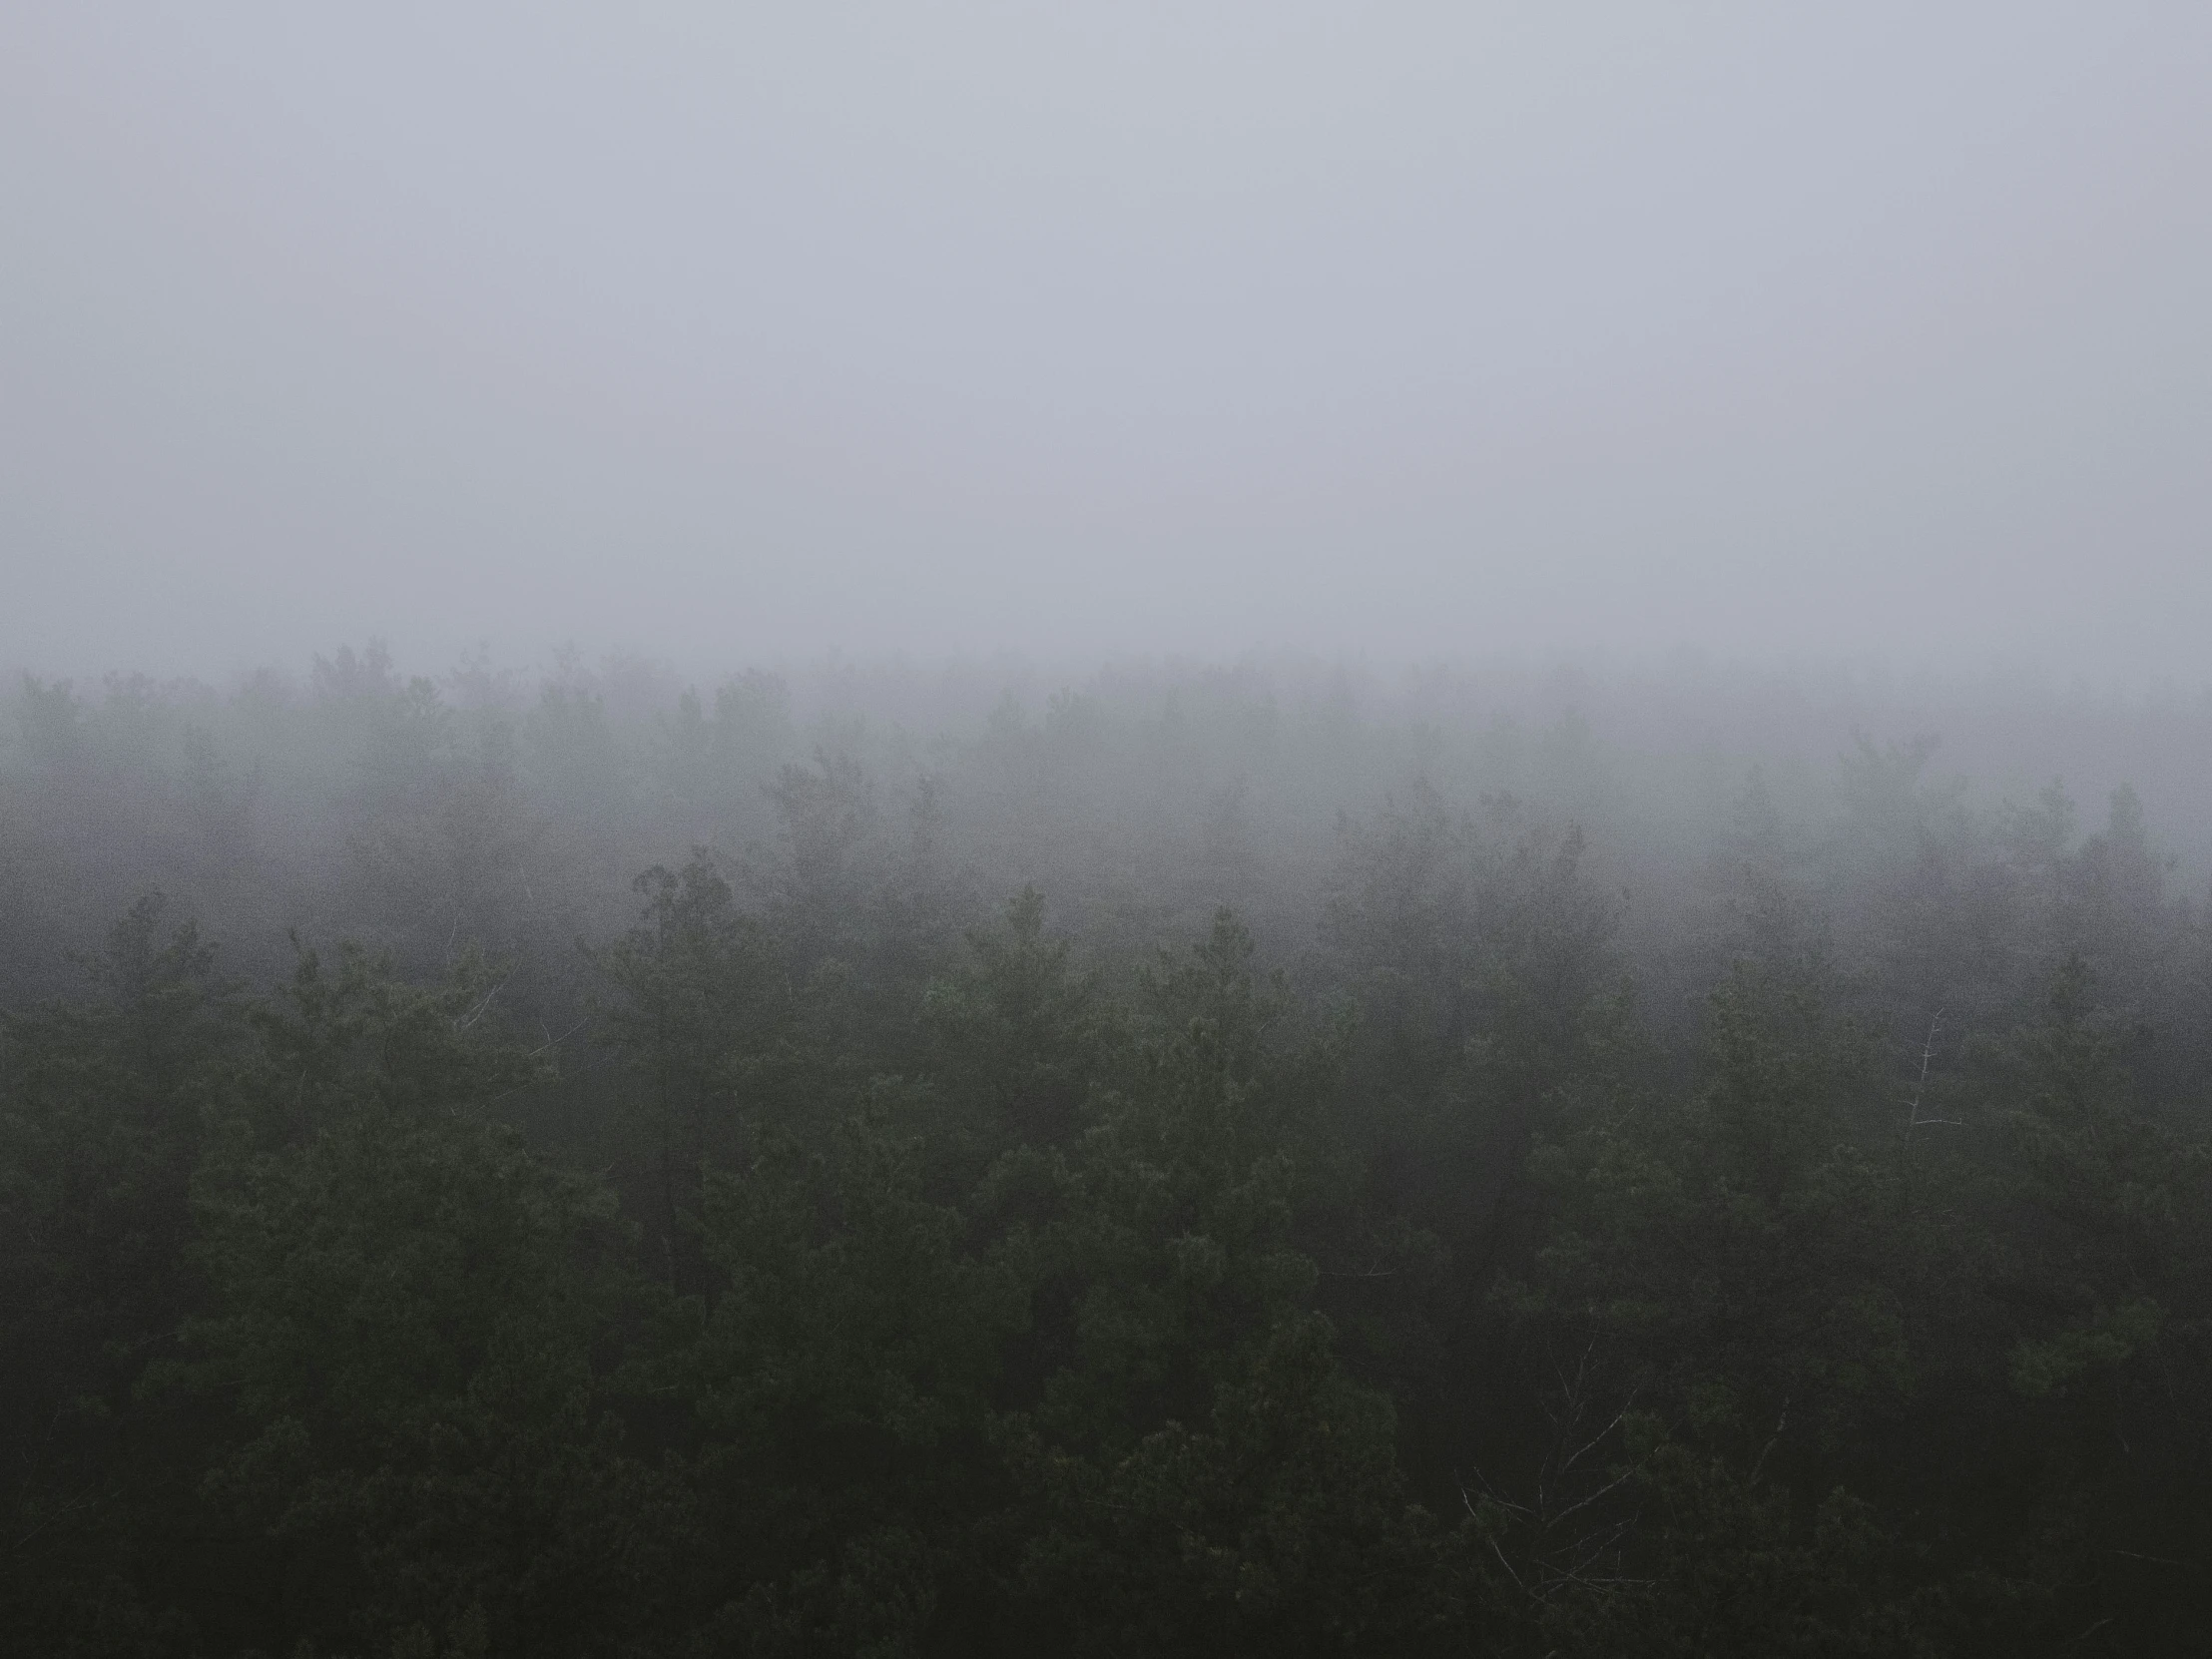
[672,1109,1024,1655]
[993,913,1448,1655]
[180,945,661,1659]
[0,897,237,1653]
[4,673,2212,1653]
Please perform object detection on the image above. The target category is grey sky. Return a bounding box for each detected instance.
[4,4,2208,678]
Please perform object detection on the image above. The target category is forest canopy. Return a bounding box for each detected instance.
[2,650,2208,1656]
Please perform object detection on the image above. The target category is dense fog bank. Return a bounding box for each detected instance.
[8,647,2212,1001]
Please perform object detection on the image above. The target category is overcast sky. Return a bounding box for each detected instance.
[4,4,2208,679]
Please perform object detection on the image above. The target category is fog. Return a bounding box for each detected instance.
[7,4,2209,675]
[11,13,2212,1654]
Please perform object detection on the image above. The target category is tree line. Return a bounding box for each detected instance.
[2,653,2208,1654]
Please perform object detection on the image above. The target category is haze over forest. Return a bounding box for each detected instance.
[7,4,2211,675]
[5,7,2212,1657]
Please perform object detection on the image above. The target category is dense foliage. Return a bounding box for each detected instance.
[3,654,2208,1655]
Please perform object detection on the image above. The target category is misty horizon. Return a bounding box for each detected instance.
[8,11,2212,1653]
[8,5,2209,678]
